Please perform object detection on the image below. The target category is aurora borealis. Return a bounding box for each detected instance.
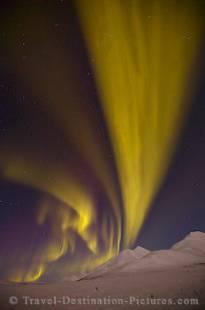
[0,0,205,283]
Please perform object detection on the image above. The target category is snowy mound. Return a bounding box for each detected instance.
[172,231,205,257]
[78,248,149,280]
[81,231,205,280]
[133,246,150,258]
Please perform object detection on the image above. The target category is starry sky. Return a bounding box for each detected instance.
[0,0,205,282]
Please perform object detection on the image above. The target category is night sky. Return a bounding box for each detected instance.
[0,0,205,282]
[137,45,205,249]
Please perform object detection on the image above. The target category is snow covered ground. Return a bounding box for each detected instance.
[0,232,204,309]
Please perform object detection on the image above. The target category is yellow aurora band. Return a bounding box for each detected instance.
[75,0,204,247]
[1,0,204,282]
